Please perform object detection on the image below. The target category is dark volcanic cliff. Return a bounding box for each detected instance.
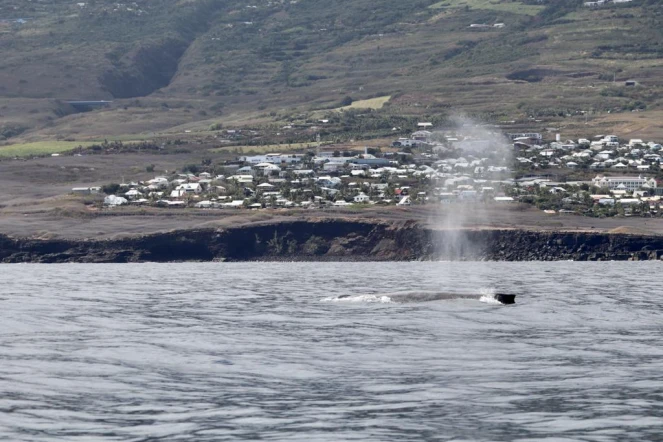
[1,220,663,263]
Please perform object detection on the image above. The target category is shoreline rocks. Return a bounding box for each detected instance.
[1,220,663,263]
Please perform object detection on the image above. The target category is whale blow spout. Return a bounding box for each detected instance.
[494,293,516,305]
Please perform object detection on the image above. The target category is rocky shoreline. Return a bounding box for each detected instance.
[1,220,663,263]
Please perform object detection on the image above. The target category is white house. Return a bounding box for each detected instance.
[228,175,254,184]
[124,189,143,199]
[354,192,370,203]
[397,196,411,206]
[104,195,128,206]
[176,183,202,194]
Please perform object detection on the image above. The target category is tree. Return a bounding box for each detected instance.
[340,96,353,107]
[183,164,200,174]
[102,183,121,195]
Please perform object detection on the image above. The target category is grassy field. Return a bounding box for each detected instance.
[337,96,392,111]
[210,142,331,154]
[429,0,544,16]
[0,141,98,158]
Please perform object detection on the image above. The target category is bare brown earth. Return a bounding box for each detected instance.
[1,152,662,241]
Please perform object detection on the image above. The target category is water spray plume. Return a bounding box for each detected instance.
[429,113,513,261]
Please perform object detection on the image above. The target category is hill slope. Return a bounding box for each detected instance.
[1,0,662,141]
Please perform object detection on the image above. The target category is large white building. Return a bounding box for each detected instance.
[240,153,305,164]
[592,175,657,191]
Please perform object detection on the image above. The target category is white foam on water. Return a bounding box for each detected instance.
[322,295,393,304]
[478,287,501,305]
[479,295,501,305]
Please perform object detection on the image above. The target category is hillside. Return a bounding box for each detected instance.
[1,0,662,143]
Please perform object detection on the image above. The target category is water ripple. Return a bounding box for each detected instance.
[1,262,662,441]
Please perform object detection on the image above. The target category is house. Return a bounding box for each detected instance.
[241,153,305,165]
[104,195,128,206]
[170,189,187,198]
[411,130,433,141]
[459,190,478,201]
[124,189,143,199]
[393,138,424,148]
[176,183,202,194]
[323,162,345,172]
[350,158,392,167]
[222,200,246,209]
[508,133,542,141]
[261,164,281,176]
[236,166,255,176]
[195,200,215,209]
[317,176,342,187]
[228,175,254,184]
[354,193,370,203]
[293,169,314,176]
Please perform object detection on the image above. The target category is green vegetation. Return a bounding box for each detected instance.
[0,141,96,157]
[429,0,544,16]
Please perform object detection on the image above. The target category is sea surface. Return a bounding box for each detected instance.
[1,262,662,441]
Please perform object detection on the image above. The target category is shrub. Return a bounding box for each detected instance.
[102,183,121,195]
[183,164,200,174]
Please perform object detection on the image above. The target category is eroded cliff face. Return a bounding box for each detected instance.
[99,38,190,99]
[1,220,663,263]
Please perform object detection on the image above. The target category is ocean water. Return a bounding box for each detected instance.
[1,262,662,441]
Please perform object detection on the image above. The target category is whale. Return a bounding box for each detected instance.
[336,291,516,304]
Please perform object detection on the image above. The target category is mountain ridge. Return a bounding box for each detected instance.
[1,0,662,141]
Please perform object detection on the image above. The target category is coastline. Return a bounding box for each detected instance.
[2,219,663,263]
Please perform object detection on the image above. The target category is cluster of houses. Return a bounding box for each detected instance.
[84,130,517,209]
[70,127,661,217]
[506,132,663,214]
[513,173,661,215]
[513,134,663,172]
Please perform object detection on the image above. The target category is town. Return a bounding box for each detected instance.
[74,126,663,218]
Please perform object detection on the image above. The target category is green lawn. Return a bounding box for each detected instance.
[0,141,98,157]
[429,0,544,16]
